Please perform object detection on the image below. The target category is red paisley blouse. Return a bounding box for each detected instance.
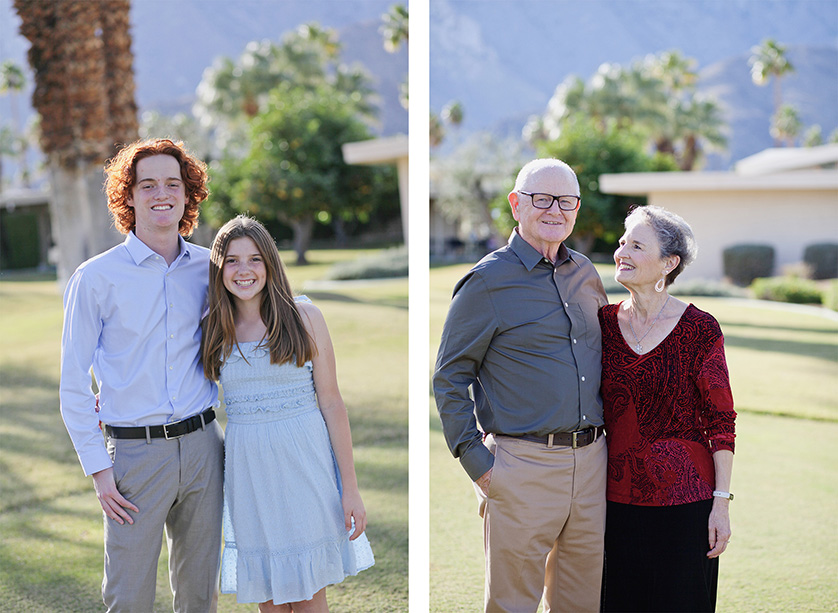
[599,303,736,506]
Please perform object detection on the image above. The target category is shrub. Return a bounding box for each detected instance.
[823,280,838,312]
[325,246,408,280]
[723,244,775,286]
[803,243,838,280]
[750,276,823,304]
[670,279,749,298]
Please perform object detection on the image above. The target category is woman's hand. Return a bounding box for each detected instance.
[342,487,367,541]
[707,497,731,558]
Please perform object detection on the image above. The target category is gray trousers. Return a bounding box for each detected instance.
[103,419,224,613]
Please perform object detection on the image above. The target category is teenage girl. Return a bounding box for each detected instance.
[202,215,374,612]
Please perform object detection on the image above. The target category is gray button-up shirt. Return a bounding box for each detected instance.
[433,230,608,481]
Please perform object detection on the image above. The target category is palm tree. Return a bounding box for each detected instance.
[675,97,728,170]
[802,125,823,148]
[530,52,726,170]
[0,60,29,186]
[749,38,795,143]
[0,126,15,189]
[380,4,408,53]
[430,100,464,150]
[771,104,803,147]
[430,112,445,148]
[14,0,138,285]
[380,3,408,109]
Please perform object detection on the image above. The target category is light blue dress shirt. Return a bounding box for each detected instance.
[60,232,219,476]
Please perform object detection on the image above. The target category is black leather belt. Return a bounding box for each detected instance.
[105,408,216,440]
[511,426,605,449]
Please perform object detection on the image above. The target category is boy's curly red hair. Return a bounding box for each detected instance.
[104,139,209,237]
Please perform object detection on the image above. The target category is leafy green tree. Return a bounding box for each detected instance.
[431,132,527,249]
[536,115,677,253]
[194,23,375,156]
[209,83,396,264]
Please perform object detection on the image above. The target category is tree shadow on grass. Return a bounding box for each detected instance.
[354,454,407,496]
[0,362,57,390]
[720,319,838,336]
[303,290,408,311]
[723,333,838,362]
[0,498,104,612]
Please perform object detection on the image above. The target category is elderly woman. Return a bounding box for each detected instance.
[599,205,736,612]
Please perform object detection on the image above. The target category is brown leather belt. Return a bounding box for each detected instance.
[104,408,215,440]
[510,426,605,449]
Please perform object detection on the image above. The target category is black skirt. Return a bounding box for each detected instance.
[602,499,719,612]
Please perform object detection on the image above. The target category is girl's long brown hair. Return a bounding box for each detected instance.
[202,215,315,381]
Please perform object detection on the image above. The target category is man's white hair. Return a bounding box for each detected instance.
[513,158,579,194]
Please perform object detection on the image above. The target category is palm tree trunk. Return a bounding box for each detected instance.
[15,0,138,286]
[680,135,698,171]
[47,158,123,286]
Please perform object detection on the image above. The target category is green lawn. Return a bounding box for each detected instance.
[429,262,838,613]
[0,250,407,613]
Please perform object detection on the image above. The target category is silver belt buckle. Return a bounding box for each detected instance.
[164,421,184,440]
[572,430,579,449]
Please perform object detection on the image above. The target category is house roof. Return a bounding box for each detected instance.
[600,145,838,196]
[0,187,50,210]
[341,133,408,166]
[735,143,838,175]
[600,169,838,195]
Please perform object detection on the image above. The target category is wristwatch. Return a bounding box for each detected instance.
[712,490,734,501]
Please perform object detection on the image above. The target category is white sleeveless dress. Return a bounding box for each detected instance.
[219,339,374,604]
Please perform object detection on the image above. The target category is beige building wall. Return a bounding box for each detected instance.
[648,187,838,282]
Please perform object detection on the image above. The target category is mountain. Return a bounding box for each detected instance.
[129,0,408,136]
[0,0,407,144]
[430,0,838,169]
[701,45,838,168]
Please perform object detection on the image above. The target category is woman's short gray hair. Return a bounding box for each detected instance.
[625,205,698,286]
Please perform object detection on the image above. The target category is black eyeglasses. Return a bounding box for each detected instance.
[519,192,581,211]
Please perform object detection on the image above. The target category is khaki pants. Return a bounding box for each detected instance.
[103,420,224,613]
[476,433,607,613]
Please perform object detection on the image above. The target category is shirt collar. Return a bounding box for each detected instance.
[508,227,574,271]
[124,231,191,266]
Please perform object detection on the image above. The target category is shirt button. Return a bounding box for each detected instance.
[583,415,587,420]
[170,334,174,339]
[581,376,586,382]
[573,338,577,344]
[169,303,174,308]
[564,302,569,307]
[169,365,173,371]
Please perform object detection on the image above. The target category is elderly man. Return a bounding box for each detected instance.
[433,158,608,612]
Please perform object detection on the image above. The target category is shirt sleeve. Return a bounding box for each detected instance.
[59,268,113,476]
[432,271,498,481]
[697,333,736,454]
